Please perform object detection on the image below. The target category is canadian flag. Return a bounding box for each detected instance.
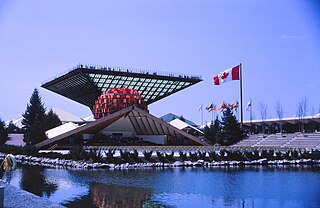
[213,65,240,85]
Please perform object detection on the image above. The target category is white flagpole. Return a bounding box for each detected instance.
[198,104,203,126]
[201,105,203,126]
[250,99,253,134]
[240,63,243,127]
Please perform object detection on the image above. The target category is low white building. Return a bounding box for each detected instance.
[45,122,81,139]
[169,118,204,136]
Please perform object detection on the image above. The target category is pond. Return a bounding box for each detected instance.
[3,165,320,208]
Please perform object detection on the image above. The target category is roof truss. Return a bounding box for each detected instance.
[35,106,209,148]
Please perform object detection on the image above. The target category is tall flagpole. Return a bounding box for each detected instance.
[240,63,243,128]
[198,104,203,126]
[201,105,203,126]
[211,103,214,123]
[250,100,253,134]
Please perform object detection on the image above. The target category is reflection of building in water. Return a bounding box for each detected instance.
[90,182,152,208]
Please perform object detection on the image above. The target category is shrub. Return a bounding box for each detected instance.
[143,151,153,161]
[243,150,260,160]
[226,150,235,160]
[105,149,123,164]
[261,150,269,159]
[253,150,260,160]
[267,150,275,160]
[165,151,175,162]
[120,150,132,162]
[156,151,166,163]
[208,151,219,161]
[282,151,291,160]
[130,150,142,162]
[0,144,37,156]
[275,151,282,160]
[69,145,88,160]
[179,151,187,161]
[198,151,207,161]
[189,152,199,161]
[291,150,299,159]
[243,151,252,160]
[228,150,245,161]
[302,151,312,159]
[219,150,228,160]
[311,150,320,160]
[88,149,104,163]
[106,149,116,159]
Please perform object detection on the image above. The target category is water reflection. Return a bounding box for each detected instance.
[5,165,320,208]
[62,194,97,208]
[91,182,152,207]
[63,182,167,208]
[19,165,58,197]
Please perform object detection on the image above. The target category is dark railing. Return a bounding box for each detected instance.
[42,64,202,85]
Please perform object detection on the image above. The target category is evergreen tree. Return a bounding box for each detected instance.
[22,89,46,145]
[0,118,8,145]
[204,117,220,144]
[179,115,186,122]
[43,109,62,131]
[216,107,244,145]
[6,121,23,133]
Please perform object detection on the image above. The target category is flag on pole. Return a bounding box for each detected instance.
[213,65,240,85]
[218,102,227,111]
[246,99,252,111]
[198,104,203,112]
[234,101,239,111]
[206,103,216,112]
[212,104,217,111]
[229,101,239,111]
[205,103,213,111]
[209,104,217,112]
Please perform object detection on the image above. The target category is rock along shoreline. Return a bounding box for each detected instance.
[0,152,319,170]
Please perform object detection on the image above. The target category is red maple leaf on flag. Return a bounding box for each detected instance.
[221,72,229,80]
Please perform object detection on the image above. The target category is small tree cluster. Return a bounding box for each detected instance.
[6,121,23,134]
[204,107,244,145]
[203,117,220,144]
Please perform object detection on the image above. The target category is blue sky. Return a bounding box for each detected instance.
[0,0,319,125]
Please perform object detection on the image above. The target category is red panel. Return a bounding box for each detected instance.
[93,88,147,119]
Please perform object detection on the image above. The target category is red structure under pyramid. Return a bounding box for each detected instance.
[92,88,147,119]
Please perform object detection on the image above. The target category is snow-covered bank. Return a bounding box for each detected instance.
[0,152,319,170]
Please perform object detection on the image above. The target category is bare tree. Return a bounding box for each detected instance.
[311,106,315,132]
[311,106,315,116]
[296,98,308,132]
[251,111,256,120]
[258,102,268,134]
[275,100,284,134]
